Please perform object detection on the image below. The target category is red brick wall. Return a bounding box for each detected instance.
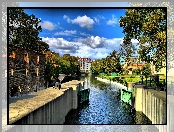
[9,47,46,96]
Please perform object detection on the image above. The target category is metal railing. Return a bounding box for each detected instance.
[140,75,166,91]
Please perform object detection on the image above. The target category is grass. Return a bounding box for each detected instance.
[98,73,166,88]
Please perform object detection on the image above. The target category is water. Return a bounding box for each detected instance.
[64,75,152,124]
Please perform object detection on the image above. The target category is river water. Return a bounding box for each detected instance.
[64,75,152,124]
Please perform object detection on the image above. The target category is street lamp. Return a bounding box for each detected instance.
[58,74,66,90]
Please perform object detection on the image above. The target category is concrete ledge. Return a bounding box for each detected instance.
[9,88,64,124]
[9,80,84,124]
[134,84,166,124]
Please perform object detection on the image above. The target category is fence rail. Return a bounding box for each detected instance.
[139,75,166,91]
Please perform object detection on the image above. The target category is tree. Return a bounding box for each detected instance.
[119,8,167,72]
[37,40,49,52]
[132,68,141,75]
[45,61,54,87]
[109,50,123,74]
[141,64,151,77]
[9,8,42,53]
[90,60,102,74]
[2,2,20,54]
[90,50,123,75]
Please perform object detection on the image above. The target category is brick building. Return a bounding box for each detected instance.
[8,46,46,97]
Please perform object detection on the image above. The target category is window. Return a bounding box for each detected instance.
[36,56,39,64]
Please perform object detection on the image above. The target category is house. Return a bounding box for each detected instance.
[123,57,146,74]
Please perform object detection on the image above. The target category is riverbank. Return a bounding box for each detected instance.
[95,77,127,89]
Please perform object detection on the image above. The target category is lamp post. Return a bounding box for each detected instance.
[58,74,66,90]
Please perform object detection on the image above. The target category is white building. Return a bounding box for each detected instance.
[77,57,92,72]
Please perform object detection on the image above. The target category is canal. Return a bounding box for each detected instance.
[64,75,152,124]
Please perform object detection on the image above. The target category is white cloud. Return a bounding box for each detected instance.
[76,36,106,49]
[54,30,77,36]
[41,21,64,31]
[93,15,105,25]
[93,17,100,24]
[41,21,55,31]
[41,37,79,54]
[106,14,118,26]
[41,36,139,60]
[63,15,94,30]
[79,32,90,37]
[63,15,71,23]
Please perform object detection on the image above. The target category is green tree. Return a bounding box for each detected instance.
[141,64,151,77]
[109,50,123,74]
[90,50,123,75]
[58,54,80,76]
[45,61,54,87]
[36,40,49,52]
[132,68,141,75]
[9,8,42,53]
[119,8,166,72]
[2,2,20,54]
[90,60,102,74]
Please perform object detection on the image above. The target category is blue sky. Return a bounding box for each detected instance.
[21,6,139,61]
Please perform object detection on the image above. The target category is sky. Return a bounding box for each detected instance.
[21,7,139,61]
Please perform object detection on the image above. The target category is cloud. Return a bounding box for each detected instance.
[106,14,118,26]
[79,32,91,37]
[93,15,105,24]
[41,37,79,54]
[41,21,64,31]
[41,36,139,60]
[63,15,71,23]
[57,22,64,30]
[76,36,106,49]
[41,21,55,31]
[93,17,100,24]
[63,15,94,30]
[54,30,77,36]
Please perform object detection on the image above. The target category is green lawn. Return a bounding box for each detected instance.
[98,74,166,89]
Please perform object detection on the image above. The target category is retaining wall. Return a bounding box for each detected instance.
[96,77,166,125]
[9,80,84,124]
[133,84,166,124]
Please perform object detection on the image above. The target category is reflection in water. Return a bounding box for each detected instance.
[64,75,151,124]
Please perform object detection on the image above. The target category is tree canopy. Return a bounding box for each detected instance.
[45,52,81,84]
[119,8,167,71]
[8,8,49,53]
[90,50,123,75]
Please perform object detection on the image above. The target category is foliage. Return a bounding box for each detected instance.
[90,60,102,74]
[129,2,174,63]
[45,61,55,84]
[132,68,141,75]
[8,8,49,53]
[2,2,20,54]
[91,50,123,75]
[45,52,80,83]
[141,64,152,77]
[119,8,167,71]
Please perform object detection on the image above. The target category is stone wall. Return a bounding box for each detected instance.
[9,80,84,124]
[133,85,166,124]
[9,47,46,96]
